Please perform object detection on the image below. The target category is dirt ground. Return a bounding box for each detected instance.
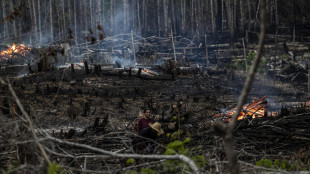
[0,68,309,173]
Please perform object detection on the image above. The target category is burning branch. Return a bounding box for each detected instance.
[0,43,31,62]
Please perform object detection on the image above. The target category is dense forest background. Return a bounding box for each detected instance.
[1,0,310,46]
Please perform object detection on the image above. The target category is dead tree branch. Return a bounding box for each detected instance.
[45,135,200,174]
[0,78,51,165]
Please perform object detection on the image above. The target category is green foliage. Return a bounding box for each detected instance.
[47,162,69,174]
[170,130,182,140]
[48,162,62,174]
[256,158,309,171]
[141,168,155,174]
[232,58,246,70]
[164,138,207,172]
[247,51,256,63]
[183,137,191,144]
[125,170,138,174]
[126,158,135,165]
[192,155,208,168]
[231,51,267,72]
[256,159,273,168]
[279,54,287,59]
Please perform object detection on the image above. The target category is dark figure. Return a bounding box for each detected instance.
[132,122,164,154]
[137,109,154,134]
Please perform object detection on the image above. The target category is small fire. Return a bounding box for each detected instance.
[142,68,159,76]
[214,96,269,122]
[0,43,31,60]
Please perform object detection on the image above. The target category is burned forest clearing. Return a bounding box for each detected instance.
[1,0,310,173]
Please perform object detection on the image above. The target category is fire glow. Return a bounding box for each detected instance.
[0,43,31,60]
[214,96,272,122]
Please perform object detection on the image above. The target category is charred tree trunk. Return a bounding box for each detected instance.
[74,0,77,44]
[275,0,278,26]
[49,0,54,41]
[247,0,252,31]
[239,0,245,34]
[28,0,33,44]
[102,0,105,25]
[31,0,38,43]
[62,0,66,37]
[57,1,61,39]
[191,0,194,34]
[163,0,168,36]
[67,0,71,30]
[216,0,223,33]
[171,0,176,36]
[210,0,215,38]
[9,0,17,39]
[110,0,114,34]
[157,0,161,36]
[2,0,8,41]
[38,0,42,43]
[181,0,186,34]
[123,0,127,33]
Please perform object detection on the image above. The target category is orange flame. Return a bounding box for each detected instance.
[0,43,31,60]
[214,96,269,122]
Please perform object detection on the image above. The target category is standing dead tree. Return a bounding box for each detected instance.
[213,0,267,174]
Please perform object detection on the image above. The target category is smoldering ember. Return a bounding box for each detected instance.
[0,0,310,174]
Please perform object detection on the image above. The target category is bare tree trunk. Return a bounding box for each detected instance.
[74,0,77,44]
[142,0,145,32]
[275,0,278,26]
[62,0,66,36]
[56,0,61,39]
[181,0,185,34]
[137,1,141,33]
[240,0,245,34]
[194,0,199,37]
[205,34,209,67]
[102,0,105,25]
[274,27,278,83]
[67,0,71,29]
[31,0,38,42]
[233,0,237,40]
[89,0,93,33]
[157,0,161,36]
[38,0,42,43]
[9,0,17,38]
[190,0,194,34]
[28,0,33,44]
[247,0,252,31]
[210,0,215,37]
[242,38,247,71]
[216,0,223,33]
[49,0,53,41]
[226,0,233,41]
[221,0,224,32]
[171,0,176,36]
[2,0,8,41]
[145,0,148,32]
[110,0,114,34]
[123,0,127,33]
[84,0,88,32]
[163,0,168,36]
